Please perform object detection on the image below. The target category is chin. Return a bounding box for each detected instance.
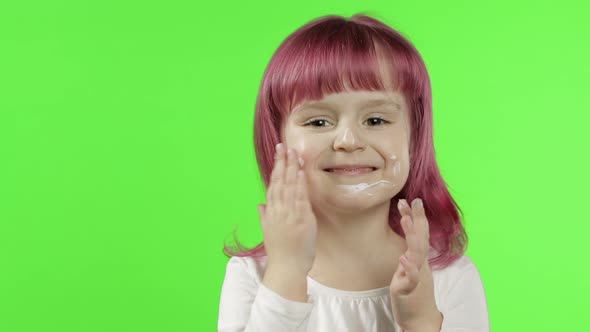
[323,193,391,211]
[307,178,399,209]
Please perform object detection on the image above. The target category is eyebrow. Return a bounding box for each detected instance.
[294,99,401,113]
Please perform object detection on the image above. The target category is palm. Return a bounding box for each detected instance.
[389,198,439,329]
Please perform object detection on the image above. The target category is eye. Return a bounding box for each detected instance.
[302,117,391,128]
[303,118,331,127]
[365,117,390,126]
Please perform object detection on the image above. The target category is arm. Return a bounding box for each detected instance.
[217,257,314,332]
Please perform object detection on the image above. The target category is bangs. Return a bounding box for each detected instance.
[266,19,412,119]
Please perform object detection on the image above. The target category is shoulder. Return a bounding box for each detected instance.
[432,255,490,330]
[432,255,484,292]
[432,255,486,299]
[219,255,269,302]
[224,255,269,285]
[432,255,480,278]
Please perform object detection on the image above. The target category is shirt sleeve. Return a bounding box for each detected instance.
[439,260,490,332]
[217,256,315,332]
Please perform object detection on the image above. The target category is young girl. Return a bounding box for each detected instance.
[218,13,489,332]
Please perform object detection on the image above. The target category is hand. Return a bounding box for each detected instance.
[257,143,318,275]
[389,198,443,332]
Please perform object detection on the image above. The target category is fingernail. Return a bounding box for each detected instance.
[412,198,423,207]
[397,199,403,210]
[276,143,283,152]
[400,255,409,264]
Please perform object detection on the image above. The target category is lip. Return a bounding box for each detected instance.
[324,165,377,170]
[323,166,378,176]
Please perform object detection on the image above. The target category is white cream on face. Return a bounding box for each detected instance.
[390,154,401,177]
[282,90,411,209]
[298,140,305,167]
[336,180,394,196]
[334,154,401,196]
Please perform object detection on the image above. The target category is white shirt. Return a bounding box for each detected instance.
[218,254,489,332]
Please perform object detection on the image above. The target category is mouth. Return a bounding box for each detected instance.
[323,167,378,176]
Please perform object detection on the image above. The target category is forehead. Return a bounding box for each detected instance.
[291,90,406,114]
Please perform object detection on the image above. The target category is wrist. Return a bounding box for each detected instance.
[262,265,309,303]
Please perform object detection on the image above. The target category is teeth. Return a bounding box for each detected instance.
[329,167,373,172]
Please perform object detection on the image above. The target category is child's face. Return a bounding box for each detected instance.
[280,89,411,212]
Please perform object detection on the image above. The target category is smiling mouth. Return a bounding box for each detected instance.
[323,167,377,176]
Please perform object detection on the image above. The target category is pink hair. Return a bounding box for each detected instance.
[223,13,467,271]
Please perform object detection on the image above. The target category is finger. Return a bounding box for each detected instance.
[400,214,414,237]
[397,198,412,217]
[294,169,307,220]
[411,198,430,261]
[400,254,420,284]
[268,143,286,204]
[395,258,406,278]
[401,215,420,265]
[257,204,266,222]
[411,198,430,239]
[397,199,415,237]
[283,148,298,204]
[265,181,274,206]
[412,198,430,249]
[270,143,284,181]
[392,262,414,295]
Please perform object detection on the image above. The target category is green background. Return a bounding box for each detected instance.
[1,0,588,331]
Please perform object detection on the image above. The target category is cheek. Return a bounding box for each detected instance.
[377,138,410,177]
[285,132,321,167]
[290,138,317,168]
[391,153,410,180]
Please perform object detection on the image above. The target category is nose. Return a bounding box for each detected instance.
[333,126,366,152]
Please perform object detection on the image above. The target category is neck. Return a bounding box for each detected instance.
[311,200,405,264]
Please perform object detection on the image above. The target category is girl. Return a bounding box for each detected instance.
[218,13,489,332]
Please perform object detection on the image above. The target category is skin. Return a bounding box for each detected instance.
[279,88,443,331]
[393,198,444,331]
[280,88,411,287]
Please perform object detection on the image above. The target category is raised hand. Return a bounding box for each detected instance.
[389,198,443,332]
[258,143,318,276]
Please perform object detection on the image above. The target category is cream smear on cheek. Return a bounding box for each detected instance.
[298,141,305,167]
[290,136,403,197]
[391,154,401,177]
[335,154,401,196]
